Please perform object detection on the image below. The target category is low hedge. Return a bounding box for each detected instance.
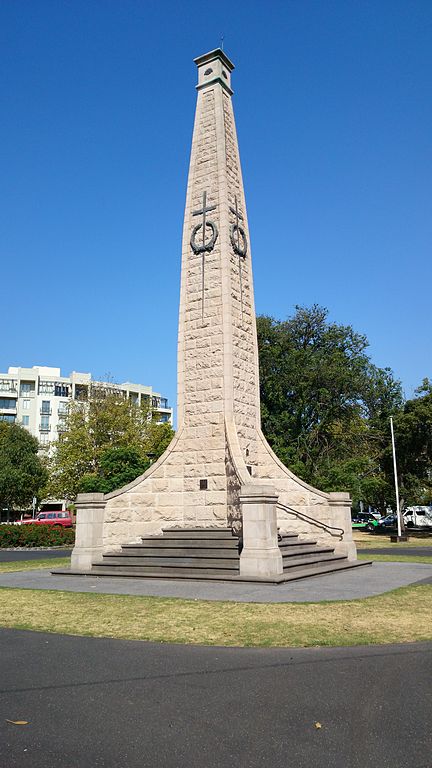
[0,524,75,548]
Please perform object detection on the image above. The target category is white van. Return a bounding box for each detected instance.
[404,506,432,528]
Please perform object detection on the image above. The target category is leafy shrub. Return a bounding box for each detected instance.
[0,524,75,548]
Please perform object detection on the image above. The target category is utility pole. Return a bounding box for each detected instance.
[390,416,403,540]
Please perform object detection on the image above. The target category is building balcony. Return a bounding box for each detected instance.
[0,385,17,394]
[39,424,51,432]
[40,408,52,415]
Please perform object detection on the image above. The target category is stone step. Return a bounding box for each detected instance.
[53,559,371,583]
[117,547,240,558]
[53,566,242,580]
[91,564,239,577]
[277,559,371,582]
[281,545,335,559]
[99,556,240,568]
[279,538,318,549]
[282,553,346,570]
[161,528,235,540]
[131,538,238,550]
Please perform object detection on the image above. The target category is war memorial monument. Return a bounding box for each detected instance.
[68,49,365,583]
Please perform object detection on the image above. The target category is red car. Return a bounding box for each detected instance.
[22,511,73,528]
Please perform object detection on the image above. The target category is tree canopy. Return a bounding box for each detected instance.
[47,387,174,500]
[257,305,430,512]
[390,380,432,506]
[0,423,48,511]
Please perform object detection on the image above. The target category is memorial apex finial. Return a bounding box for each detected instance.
[194,48,234,94]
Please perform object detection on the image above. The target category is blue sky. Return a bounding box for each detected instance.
[1,0,431,416]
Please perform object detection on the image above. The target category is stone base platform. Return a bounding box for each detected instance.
[54,527,371,584]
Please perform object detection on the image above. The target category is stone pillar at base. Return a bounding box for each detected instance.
[328,491,357,561]
[71,493,106,571]
[239,484,283,579]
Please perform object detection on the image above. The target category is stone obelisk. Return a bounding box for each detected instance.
[72,49,355,575]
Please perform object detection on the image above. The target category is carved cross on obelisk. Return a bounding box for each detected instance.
[190,191,218,322]
[230,195,248,319]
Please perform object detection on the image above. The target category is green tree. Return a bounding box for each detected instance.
[389,379,432,506]
[47,386,174,499]
[257,305,403,510]
[0,423,48,511]
[78,446,151,494]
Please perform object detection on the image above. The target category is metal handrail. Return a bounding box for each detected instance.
[277,502,344,540]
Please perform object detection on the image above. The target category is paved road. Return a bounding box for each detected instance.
[0,629,430,768]
[358,547,432,556]
[0,549,71,563]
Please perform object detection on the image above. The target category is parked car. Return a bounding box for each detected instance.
[351,512,380,532]
[376,513,398,530]
[21,511,73,528]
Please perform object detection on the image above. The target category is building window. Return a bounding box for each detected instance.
[160,398,168,409]
[0,414,15,423]
[58,402,68,415]
[0,398,16,409]
[74,384,87,400]
[23,399,30,410]
[22,416,29,426]
[41,400,51,414]
[39,433,49,445]
[40,415,50,431]
[159,413,170,423]
[54,383,69,397]
[20,381,35,395]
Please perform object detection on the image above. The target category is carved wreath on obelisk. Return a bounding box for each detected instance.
[190,191,218,254]
[190,191,218,322]
[230,195,247,257]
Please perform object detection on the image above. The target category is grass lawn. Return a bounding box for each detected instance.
[0,558,70,573]
[357,553,432,564]
[353,532,432,549]
[0,584,430,648]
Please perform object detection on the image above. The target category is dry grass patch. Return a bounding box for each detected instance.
[0,558,70,573]
[354,532,432,549]
[357,553,432,564]
[0,584,431,647]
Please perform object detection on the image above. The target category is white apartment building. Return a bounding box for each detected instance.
[0,366,173,445]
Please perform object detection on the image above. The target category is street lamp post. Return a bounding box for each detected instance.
[390,416,404,541]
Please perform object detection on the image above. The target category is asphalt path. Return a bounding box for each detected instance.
[0,549,72,563]
[0,629,431,768]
